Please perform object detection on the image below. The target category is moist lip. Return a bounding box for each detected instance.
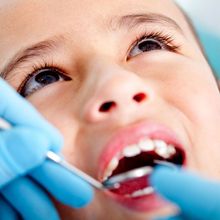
[98,121,186,211]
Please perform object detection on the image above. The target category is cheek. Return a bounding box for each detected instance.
[28,84,81,160]
[28,85,73,125]
[132,53,220,173]
[161,58,220,176]
[163,60,220,127]
[132,52,220,126]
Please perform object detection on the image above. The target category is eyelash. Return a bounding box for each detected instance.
[17,62,69,94]
[18,30,180,97]
[128,30,180,59]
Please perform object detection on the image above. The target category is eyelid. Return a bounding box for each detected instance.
[17,62,72,95]
[126,30,181,60]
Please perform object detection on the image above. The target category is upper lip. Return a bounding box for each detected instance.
[98,120,185,180]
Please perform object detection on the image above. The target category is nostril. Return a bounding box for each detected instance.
[133,92,147,103]
[99,101,117,112]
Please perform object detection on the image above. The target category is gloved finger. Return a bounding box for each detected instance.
[150,166,220,220]
[0,128,53,188]
[2,176,60,220]
[31,160,94,208]
[154,215,184,220]
[0,78,62,152]
[0,195,21,220]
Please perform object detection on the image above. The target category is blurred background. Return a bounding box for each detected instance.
[176,0,220,77]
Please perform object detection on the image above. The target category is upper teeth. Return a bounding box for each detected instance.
[103,157,119,181]
[123,144,141,157]
[102,138,176,181]
[154,140,169,158]
[139,138,154,151]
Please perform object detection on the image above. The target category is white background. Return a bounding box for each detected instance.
[176,0,220,36]
[175,0,220,75]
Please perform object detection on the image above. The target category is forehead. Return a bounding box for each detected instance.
[1,0,179,18]
[0,0,193,66]
[0,0,186,36]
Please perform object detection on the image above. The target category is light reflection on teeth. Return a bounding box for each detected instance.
[138,138,155,151]
[123,144,141,157]
[125,187,154,198]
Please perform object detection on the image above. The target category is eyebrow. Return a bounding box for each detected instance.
[1,13,182,79]
[0,35,64,79]
[108,13,183,33]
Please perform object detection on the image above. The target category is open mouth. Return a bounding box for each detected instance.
[100,125,185,199]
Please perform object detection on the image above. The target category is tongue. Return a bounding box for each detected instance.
[110,175,149,195]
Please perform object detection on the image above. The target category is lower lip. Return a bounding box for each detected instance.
[105,175,169,212]
[106,191,168,212]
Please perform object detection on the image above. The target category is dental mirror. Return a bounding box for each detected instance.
[102,160,177,190]
[0,118,176,192]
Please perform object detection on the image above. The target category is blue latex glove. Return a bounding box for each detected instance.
[150,166,220,220]
[0,79,93,219]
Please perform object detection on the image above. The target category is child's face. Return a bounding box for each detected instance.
[1,0,220,219]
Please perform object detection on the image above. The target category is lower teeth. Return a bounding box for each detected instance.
[125,186,154,198]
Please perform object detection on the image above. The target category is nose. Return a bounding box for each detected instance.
[98,92,146,112]
[82,68,152,123]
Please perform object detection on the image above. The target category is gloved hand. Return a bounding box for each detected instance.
[0,79,94,220]
[150,166,220,220]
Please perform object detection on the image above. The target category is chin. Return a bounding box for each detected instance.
[55,196,178,220]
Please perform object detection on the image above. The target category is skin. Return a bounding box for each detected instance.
[0,0,220,219]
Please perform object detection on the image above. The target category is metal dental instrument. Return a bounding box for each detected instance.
[0,118,176,191]
[0,118,104,189]
[46,151,104,189]
[102,166,153,189]
[102,160,177,190]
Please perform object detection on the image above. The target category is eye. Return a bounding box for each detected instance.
[20,68,71,97]
[128,33,178,59]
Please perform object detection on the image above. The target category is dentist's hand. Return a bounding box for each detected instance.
[0,79,93,220]
[150,166,220,220]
